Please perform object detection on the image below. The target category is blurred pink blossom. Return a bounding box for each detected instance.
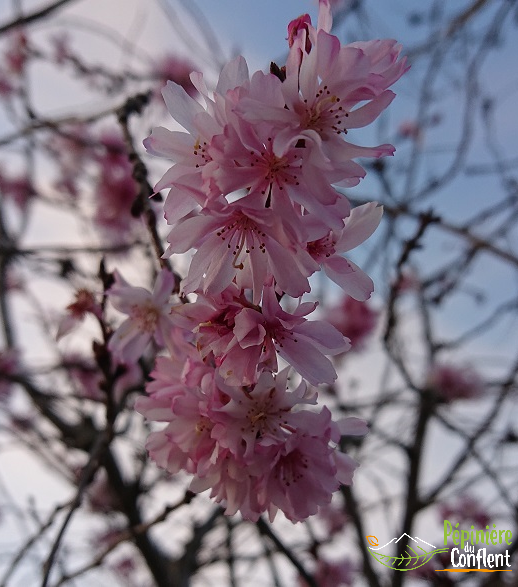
[0,170,35,211]
[398,120,423,142]
[50,32,72,65]
[0,348,19,401]
[393,269,420,294]
[63,353,142,404]
[4,29,28,75]
[83,469,121,513]
[439,494,491,527]
[90,527,125,552]
[92,130,139,241]
[325,296,379,351]
[153,53,198,97]
[112,556,137,579]
[56,288,102,340]
[318,500,349,535]
[300,558,356,586]
[46,124,92,199]
[0,70,14,99]
[427,363,484,402]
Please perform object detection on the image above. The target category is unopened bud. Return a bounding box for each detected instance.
[287,14,312,52]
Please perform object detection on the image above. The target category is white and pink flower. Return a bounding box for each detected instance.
[107,268,177,363]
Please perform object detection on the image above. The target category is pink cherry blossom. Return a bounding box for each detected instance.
[393,269,420,293]
[211,368,315,459]
[172,282,349,386]
[63,353,142,404]
[260,408,351,522]
[45,123,91,200]
[398,119,423,142]
[0,70,14,99]
[107,268,177,363]
[138,350,365,521]
[170,284,265,384]
[144,57,250,225]
[137,357,224,484]
[4,29,28,75]
[111,557,137,582]
[228,284,350,385]
[240,25,408,176]
[166,199,315,303]
[189,447,266,519]
[206,111,357,231]
[306,202,383,300]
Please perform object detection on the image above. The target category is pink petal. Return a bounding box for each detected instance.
[56,314,79,340]
[248,244,268,304]
[334,451,358,486]
[249,70,285,108]
[294,320,350,355]
[337,202,383,252]
[317,1,333,32]
[163,189,199,225]
[266,238,311,299]
[234,309,266,348]
[143,127,193,160]
[345,90,396,129]
[166,215,215,254]
[299,48,319,108]
[179,236,227,294]
[203,246,236,297]
[336,417,369,436]
[162,80,204,136]
[152,268,176,304]
[216,55,249,96]
[316,30,340,72]
[277,337,338,385]
[324,256,374,301]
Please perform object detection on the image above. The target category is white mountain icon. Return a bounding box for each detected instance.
[367,533,449,571]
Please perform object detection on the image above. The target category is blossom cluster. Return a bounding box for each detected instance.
[115,0,408,521]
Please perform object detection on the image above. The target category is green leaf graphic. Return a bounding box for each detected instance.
[368,546,450,572]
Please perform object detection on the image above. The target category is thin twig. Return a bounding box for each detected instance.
[41,430,109,586]
[0,0,79,35]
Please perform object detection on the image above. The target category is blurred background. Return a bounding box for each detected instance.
[0,0,517,585]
